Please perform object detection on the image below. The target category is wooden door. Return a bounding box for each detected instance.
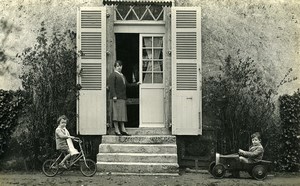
[77,7,107,135]
[139,34,165,127]
[171,7,202,135]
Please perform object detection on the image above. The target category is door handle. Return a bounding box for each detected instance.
[186,97,193,100]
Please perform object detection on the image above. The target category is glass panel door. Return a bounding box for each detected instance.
[139,34,165,127]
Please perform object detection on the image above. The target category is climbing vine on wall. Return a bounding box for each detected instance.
[0,89,26,157]
[278,89,300,172]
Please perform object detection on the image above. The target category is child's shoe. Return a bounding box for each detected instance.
[59,163,67,169]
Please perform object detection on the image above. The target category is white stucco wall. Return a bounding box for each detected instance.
[0,0,100,89]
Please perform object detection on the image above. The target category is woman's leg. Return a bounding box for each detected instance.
[119,122,131,135]
[119,122,127,132]
[114,121,121,134]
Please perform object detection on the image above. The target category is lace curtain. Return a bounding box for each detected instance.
[142,37,163,83]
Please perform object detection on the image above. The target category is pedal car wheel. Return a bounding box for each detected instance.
[80,159,97,177]
[42,159,59,177]
[208,161,216,175]
[252,165,267,180]
[212,164,226,178]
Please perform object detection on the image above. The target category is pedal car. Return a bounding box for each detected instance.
[208,153,272,180]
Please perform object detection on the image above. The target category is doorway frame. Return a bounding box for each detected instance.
[113,23,167,128]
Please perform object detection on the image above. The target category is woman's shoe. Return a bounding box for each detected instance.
[120,131,131,136]
[115,132,122,136]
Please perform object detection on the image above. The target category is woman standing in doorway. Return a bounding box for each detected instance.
[108,60,139,136]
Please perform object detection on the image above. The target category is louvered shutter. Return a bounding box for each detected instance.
[171,7,202,135]
[77,7,106,135]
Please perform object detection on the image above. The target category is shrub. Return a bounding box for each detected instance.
[17,22,77,169]
[278,89,300,172]
[0,89,26,157]
[203,53,295,157]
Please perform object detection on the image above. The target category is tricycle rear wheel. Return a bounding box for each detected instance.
[42,159,59,177]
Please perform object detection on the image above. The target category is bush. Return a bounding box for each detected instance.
[203,53,294,157]
[0,89,26,157]
[17,22,77,169]
[278,89,300,172]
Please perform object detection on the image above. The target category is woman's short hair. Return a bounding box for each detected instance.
[57,115,68,125]
[114,60,123,67]
[251,132,261,140]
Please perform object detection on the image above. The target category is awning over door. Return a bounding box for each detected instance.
[103,0,173,6]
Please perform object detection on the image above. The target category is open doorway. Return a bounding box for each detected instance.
[115,33,139,128]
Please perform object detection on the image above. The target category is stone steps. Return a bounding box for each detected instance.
[97,162,179,173]
[102,135,176,144]
[99,144,177,153]
[107,127,171,135]
[97,134,179,175]
[97,153,177,163]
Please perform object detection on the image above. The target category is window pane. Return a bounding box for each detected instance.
[142,61,152,72]
[149,6,163,20]
[153,37,163,47]
[116,11,123,20]
[153,49,163,59]
[116,5,130,19]
[133,6,146,20]
[157,11,164,20]
[143,49,152,59]
[143,72,152,83]
[115,5,164,21]
[143,37,152,48]
[126,9,138,20]
[153,61,163,71]
[143,9,155,20]
[153,73,163,83]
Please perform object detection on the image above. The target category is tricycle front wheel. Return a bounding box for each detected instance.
[80,159,97,177]
[42,159,59,177]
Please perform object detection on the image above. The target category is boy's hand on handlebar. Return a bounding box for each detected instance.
[238,149,244,155]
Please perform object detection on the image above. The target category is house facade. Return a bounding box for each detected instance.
[76,0,207,173]
[77,0,202,136]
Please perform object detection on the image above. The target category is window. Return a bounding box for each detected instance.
[142,36,163,83]
[115,5,164,21]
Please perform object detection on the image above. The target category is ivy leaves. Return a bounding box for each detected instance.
[0,90,25,156]
[279,89,300,172]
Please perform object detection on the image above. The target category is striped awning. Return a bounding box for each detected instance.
[103,0,173,6]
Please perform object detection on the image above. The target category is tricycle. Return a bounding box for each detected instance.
[208,153,272,180]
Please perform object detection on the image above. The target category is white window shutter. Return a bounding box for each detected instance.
[171,7,202,135]
[77,7,107,135]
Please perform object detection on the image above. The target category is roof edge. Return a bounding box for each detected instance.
[103,0,173,7]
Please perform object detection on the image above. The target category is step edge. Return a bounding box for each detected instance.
[96,172,179,176]
[97,162,179,166]
[100,144,177,146]
[97,153,178,156]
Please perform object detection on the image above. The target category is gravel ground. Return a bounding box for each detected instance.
[0,170,300,186]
